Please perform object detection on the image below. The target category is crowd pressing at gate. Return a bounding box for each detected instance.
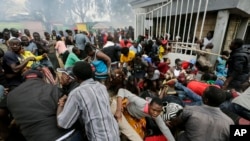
[0,27,249,141]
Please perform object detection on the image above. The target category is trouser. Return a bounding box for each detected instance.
[175,82,203,105]
[231,103,250,121]
[110,97,143,141]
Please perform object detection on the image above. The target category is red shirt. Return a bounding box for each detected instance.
[187,81,210,96]
[158,62,170,78]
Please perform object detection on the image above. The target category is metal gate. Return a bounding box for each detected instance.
[135,0,209,65]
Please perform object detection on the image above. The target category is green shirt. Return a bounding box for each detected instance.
[64,53,80,69]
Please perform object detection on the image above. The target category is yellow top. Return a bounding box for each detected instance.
[159,45,165,60]
[21,51,44,68]
[120,50,136,63]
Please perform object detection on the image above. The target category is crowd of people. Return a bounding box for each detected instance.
[0,27,249,141]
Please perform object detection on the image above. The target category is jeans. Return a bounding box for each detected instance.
[40,58,53,68]
[175,82,203,105]
[0,85,4,98]
[0,85,7,108]
[220,101,250,120]
[231,103,250,121]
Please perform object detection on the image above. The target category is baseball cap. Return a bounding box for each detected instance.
[57,68,75,80]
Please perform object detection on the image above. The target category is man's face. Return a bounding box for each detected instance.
[60,73,70,86]
[176,62,182,70]
[229,41,236,50]
[33,33,40,41]
[24,29,30,36]
[21,37,30,46]
[3,31,10,40]
[12,30,19,38]
[149,103,162,118]
[68,32,72,36]
[76,49,80,55]
[9,40,22,53]
[52,30,56,36]
[207,32,212,38]
[44,33,50,39]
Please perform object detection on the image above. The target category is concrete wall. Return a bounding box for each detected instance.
[223,15,241,51]
[195,12,217,39]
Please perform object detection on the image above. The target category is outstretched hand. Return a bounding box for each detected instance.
[58,95,68,107]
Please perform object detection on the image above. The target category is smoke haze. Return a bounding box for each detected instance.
[0,0,135,31]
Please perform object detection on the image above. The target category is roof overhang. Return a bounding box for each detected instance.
[129,0,250,18]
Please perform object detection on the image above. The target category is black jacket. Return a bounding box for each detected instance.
[102,45,121,62]
[227,47,250,86]
[7,78,70,141]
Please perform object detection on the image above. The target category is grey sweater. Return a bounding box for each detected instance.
[232,86,250,110]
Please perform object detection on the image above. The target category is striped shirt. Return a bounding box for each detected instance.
[57,78,120,141]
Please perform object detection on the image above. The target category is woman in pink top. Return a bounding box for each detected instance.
[55,36,69,64]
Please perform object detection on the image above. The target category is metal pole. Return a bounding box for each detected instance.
[159,5,163,38]
[199,0,209,40]
[182,0,190,43]
[187,0,195,43]
[173,0,179,41]
[177,0,184,40]
[141,14,144,36]
[164,4,169,40]
[192,0,202,44]
[168,0,173,38]
[135,13,137,41]
[156,9,159,38]
[151,11,153,39]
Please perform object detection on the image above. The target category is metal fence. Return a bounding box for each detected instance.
[135,0,209,56]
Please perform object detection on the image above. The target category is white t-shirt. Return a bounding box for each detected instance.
[202,37,213,50]
[146,69,160,81]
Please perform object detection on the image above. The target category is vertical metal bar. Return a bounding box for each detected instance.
[177,0,184,40]
[164,4,168,40]
[192,0,202,44]
[135,13,137,41]
[187,0,195,43]
[173,0,179,41]
[146,13,148,38]
[182,0,190,43]
[156,9,159,38]
[143,14,145,36]
[159,5,163,38]
[140,14,142,36]
[151,11,153,39]
[168,0,172,37]
[199,0,209,39]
